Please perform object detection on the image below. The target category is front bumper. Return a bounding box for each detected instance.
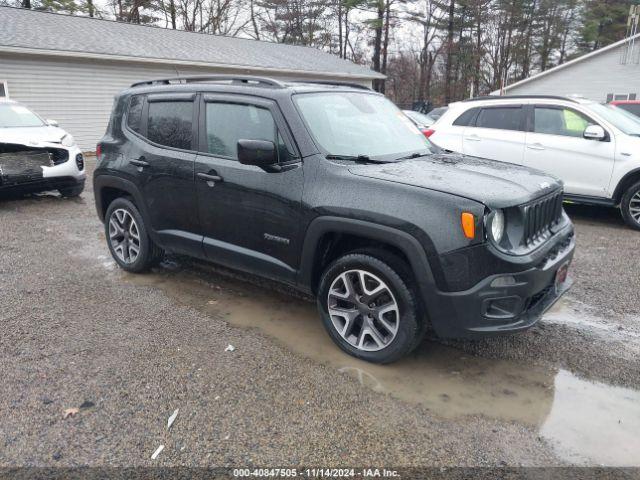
[428,230,575,339]
[0,144,85,191]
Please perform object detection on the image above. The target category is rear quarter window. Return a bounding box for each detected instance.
[453,108,479,126]
[126,95,144,134]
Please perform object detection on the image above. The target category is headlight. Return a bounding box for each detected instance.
[487,209,505,244]
[61,134,76,148]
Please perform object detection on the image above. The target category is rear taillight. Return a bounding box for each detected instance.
[423,129,435,138]
[96,143,102,161]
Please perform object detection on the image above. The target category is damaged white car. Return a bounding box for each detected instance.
[0,99,85,197]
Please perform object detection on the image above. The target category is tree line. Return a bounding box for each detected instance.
[6,0,637,106]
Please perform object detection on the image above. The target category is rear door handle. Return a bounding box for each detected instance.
[464,135,481,142]
[129,157,149,167]
[197,172,223,184]
[527,143,545,151]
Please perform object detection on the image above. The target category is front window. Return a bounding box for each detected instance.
[204,102,294,162]
[0,103,45,128]
[294,92,432,160]
[586,103,640,136]
[533,107,592,138]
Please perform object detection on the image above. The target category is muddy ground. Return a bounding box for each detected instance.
[1,160,639,469]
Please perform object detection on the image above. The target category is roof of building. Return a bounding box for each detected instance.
[0,6,384,80]
[499,32,640,93]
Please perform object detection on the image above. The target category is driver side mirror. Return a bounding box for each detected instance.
[46,119,59,127]
[583,124,606,141]
[237,139,277,167]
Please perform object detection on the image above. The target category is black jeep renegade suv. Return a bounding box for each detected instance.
[94,76,575,363]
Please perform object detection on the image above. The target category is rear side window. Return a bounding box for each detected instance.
[534,107,592,137]
[205,102,293,161]
[476,107,523,131]
[126,95,144,133]
[147,101,193,150]
[453,108,479,126]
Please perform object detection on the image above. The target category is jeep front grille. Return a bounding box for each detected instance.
[522,191,564,246]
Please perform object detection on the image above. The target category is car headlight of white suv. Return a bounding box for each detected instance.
[61,134,76,148]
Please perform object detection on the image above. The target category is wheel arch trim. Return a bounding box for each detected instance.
[297,216,441,299]
[612,167,640,203]
[93,174,152,230]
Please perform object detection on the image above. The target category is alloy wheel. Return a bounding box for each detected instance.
[108,208,141,264]
[630,191,640,224]
[327,269,400,352]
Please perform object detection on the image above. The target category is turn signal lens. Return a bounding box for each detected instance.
[461,212,476,239]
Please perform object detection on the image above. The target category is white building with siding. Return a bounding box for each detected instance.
[0,7,383,150]
[495,33,640,102]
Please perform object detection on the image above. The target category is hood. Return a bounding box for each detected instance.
[0,125,67,147]
[348,153,562,208]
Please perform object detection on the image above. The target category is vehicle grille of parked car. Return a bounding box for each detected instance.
[522,190,564,246]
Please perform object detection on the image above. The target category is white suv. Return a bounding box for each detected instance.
[429,95,640,230]
[0,99,85,197]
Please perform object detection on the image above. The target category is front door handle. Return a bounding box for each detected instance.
[465,135,481,142]
[527,143,545,151]
[129,157,149,167]
[197,172,223,185]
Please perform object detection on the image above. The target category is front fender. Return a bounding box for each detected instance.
[297,215,445,307]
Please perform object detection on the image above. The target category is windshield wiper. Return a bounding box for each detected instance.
[393,151,432,161]
[325,154,372,162]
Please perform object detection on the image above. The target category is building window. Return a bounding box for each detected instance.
[0,81,8,98]
[606,92,638,102]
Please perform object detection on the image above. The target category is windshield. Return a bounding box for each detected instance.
[0,103,45,128]
[587,103,640,136]
[295,92,433,160]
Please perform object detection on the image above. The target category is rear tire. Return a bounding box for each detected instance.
[105,197,164,272]
[58,184,84,198]
[317,251,425,364]
[620,181,640,231]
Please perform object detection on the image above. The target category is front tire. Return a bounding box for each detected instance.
[58,184,84,198]
[105,197,163,272]
[620,181,640,231]
[317,252,424,364]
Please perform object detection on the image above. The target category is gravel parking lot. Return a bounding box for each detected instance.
[1,160,639,469]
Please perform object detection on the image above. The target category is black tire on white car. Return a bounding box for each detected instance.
[620,181,640,231]
[58,184,84,198]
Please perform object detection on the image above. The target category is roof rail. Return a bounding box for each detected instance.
[462,94,579,103]
[289,80,371,91]
[130,75,286,88]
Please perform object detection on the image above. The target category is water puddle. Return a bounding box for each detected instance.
[545,298,640,340]
[120,260,640,466]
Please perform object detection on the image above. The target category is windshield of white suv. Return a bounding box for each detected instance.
[587,103,640,136]
[295,92,433,161]
[0,103,45,128]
